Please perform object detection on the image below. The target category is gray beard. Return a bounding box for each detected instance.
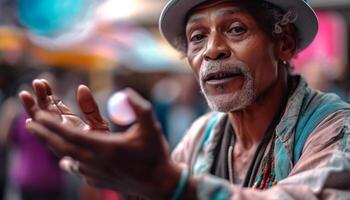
[199,62,256,113]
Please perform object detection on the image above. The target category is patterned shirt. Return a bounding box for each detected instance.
[172,76,350,199]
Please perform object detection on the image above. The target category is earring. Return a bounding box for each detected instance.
[282,60,288,65]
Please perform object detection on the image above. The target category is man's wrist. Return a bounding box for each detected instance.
[179,174,197,200]
[154,163,182,199]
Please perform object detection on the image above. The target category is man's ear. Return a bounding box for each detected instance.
[275,24,297,61]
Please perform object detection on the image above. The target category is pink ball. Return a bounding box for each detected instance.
[107,91,136,125]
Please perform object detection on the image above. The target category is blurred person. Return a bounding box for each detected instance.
[7,111,64,200]
[0,96,19,200]
[2,72,65,200]
[18,0,350,200]
[0,61,18,200]
[302,60,348,101]
[293,11,349,102]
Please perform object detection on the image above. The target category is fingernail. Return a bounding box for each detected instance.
[33,79,41,84]
[78,85,90,91]
[59,158,72,172]
[25,118,32,125]
[18,91,26,96]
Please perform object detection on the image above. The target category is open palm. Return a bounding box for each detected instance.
[19,79,110,132]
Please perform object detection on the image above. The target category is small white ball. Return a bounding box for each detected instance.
[107,91,136,125]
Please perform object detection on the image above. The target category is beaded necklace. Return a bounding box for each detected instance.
[252,134,277,189]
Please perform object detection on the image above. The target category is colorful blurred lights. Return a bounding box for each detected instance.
[17,0,94,36]
[97,0,138,22]
[17,0,98,48]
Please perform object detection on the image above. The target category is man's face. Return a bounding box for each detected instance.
[186,1,280,112]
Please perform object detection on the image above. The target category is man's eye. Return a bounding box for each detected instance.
[190,34,206,42]
[228,25,247,35]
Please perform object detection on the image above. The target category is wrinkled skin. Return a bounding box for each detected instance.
[19,79,181,199]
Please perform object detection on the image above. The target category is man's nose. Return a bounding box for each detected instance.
[204,33,231,61]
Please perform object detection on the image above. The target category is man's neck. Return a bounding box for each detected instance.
[228,67,288,150]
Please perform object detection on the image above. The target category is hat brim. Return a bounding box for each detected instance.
[159,0,318,51]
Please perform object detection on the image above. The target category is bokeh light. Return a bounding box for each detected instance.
[107,91,136,126]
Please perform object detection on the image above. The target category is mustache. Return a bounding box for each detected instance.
[200,61,249,80]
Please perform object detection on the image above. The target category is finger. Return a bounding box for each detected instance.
[77,85,110,131]
[40,79,75,115]
[84,177,112,189]
[83,177,133,193]
[123,88,157,131]
[77,163,114,181]
[33,79,50,109]
[40,79,53,95]
[26,116,95,162]
[59,156,82,176]
[35,111,112,150]
[83,175,128,191]
[49,95,74,115]
[18,91,39,119]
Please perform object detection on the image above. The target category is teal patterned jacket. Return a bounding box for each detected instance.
[172,76,350,199]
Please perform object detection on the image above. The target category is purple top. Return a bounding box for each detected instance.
[10,112,64,192]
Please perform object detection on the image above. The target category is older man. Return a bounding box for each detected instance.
[20,0,350,199]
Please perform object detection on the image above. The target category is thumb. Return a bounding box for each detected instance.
[76,85,110,131]
[123,88,159,132]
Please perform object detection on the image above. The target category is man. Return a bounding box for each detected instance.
[19,0,350,199]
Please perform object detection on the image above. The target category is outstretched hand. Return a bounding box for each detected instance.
[21,84,182,198]
[19,78,111,181]
[19,79,110,132]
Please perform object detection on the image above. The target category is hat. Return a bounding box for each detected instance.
[159,0,318,51]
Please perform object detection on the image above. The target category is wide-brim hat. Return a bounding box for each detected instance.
[159,0,318,51]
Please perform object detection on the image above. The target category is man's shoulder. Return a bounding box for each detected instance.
[186,112,225,136]
[287,76,350,119]
[295,87,350,132]
[301,95,350,139]
[302,89,350,116]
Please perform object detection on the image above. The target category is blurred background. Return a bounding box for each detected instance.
[0,0,350,199]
